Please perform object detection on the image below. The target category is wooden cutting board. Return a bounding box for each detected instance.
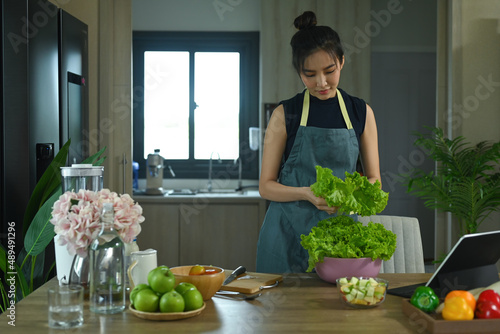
[219,271,283,294]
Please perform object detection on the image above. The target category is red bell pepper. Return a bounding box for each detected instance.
[475,289,500,319]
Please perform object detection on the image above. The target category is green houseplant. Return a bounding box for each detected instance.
[0,140,106,312]
[401,127,500,235]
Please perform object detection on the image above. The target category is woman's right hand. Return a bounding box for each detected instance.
[304,187,338,215]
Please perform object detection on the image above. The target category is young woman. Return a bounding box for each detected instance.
[256,11,381,273]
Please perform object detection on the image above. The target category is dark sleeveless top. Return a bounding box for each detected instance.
[279,88,367,162]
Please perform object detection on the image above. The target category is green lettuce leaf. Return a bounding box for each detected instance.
[300,215,397,272]
[310,166,389,216]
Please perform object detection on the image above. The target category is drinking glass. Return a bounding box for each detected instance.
[48,285,84,329]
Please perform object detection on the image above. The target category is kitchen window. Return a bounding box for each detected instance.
[133,31,259,179]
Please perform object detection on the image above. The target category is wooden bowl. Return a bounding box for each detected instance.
[170,265,225,301]
[129,303,205,321]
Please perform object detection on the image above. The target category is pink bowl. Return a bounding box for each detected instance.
[315,257,382,283]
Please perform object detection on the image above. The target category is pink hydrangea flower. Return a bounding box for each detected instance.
[51,189,145,257]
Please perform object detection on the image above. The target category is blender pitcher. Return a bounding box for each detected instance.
[60,163,104,193]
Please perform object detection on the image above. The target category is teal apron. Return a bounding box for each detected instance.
[256,89,359,273]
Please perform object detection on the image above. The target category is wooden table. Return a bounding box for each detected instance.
[0,273,431,333]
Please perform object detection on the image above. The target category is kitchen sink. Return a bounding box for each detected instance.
[195,188,244,194]
[167,189,197,195]
[166,188,259,196]
[167,188,242,195]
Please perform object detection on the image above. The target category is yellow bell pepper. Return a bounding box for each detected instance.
[442,296,474,321]
[445,290,476,310]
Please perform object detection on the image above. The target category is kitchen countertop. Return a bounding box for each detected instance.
[1,273,432,333]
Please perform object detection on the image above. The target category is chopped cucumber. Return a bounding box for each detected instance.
[338,277,387,306]
[338,277,349,285]
[364,296,375,304]
[340,286,351,293]
[358,279,369,288]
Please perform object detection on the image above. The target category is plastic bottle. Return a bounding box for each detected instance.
[132,161,139,190]
[89,203,126,314]
[128,238,140,254]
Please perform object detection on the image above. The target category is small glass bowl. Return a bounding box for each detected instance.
[336,277,389,309]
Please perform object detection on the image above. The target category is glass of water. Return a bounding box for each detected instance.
[48,285,84,329]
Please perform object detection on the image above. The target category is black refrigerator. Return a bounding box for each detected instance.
[1,0,88,265]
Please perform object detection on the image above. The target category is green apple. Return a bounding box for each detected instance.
[175,282,197,296]
[130,283,149,305]
[148,266,176,294]
[134,287,160,312]
[159,290,185,313]
[182,288,203,311]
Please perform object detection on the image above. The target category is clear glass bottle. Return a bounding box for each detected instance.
[89,203,125,314]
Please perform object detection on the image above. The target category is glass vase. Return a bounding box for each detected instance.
[68,253,90,295]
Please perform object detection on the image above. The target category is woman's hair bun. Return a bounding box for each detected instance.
[294,11,317,30]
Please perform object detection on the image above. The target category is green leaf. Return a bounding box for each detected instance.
[82,146,107,165]
[44,260,56,283]
[23,139,71,236]
[23,189,62,257]
[0,277,7,312]
[0,244,7,275]
[0,244,29,301]
[17,249,46,293]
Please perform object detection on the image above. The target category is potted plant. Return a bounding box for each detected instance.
[0,140,106,311]
[300,167,396,282]
[401,127,500,235]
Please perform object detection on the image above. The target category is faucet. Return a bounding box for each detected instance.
[234,157,242,191]
[167,165,176,178]
[207,152,221,192]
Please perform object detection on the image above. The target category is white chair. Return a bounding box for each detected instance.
[357,215,425,273]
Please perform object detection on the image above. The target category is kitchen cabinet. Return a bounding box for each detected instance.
[138,203,180,267]
[135,194,266,271]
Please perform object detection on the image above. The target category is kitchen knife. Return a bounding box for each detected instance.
[223,266,246,285]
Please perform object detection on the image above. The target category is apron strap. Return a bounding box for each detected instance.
[300,90,310,126]
[337,90,353,130]
[300,89,353,130]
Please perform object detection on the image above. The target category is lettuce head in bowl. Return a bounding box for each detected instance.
[300,215,397,273]
[301,167,395,274]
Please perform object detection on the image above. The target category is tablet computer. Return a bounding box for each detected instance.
[388,229,500,298]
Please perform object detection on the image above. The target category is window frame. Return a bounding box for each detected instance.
[133,31,259,180]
